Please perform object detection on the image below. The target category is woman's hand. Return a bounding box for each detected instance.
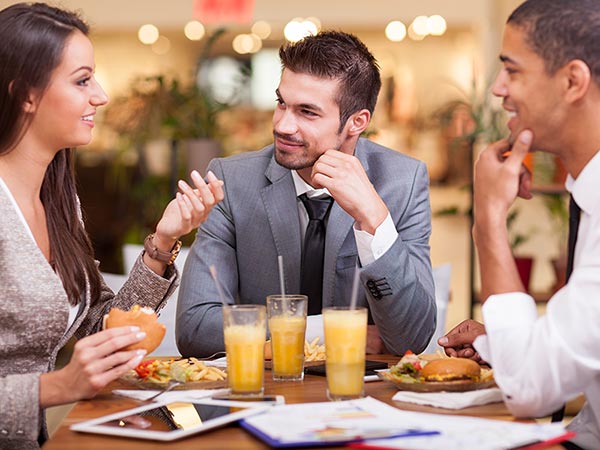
[39,327,147,407]
[154,170,224,242]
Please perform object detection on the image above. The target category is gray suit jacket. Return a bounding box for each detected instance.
[0,186,178,449]
[177,138,435,357]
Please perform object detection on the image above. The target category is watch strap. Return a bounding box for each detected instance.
[143,233,182,265]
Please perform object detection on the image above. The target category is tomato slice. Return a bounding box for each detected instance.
[134,359,156,378]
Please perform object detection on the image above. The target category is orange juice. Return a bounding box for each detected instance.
[224,324,265,395]
[223,304,266,397]
[323,307,367,400]
[269,315,306,380]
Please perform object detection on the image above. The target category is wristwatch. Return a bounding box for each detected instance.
[144,233,182,265]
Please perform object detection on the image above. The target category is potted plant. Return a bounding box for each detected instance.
[101,29,240,250]
[507,208,535,292]
[542,193,569,292]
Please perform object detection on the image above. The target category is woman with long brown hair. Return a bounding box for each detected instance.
[0,3,223,448]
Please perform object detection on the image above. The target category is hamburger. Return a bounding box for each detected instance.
[104,305,166,354]
[419,357,481,382]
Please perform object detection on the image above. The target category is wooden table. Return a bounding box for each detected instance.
[43,356,560,449]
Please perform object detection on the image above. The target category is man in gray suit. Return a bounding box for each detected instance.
[177,31,436,357]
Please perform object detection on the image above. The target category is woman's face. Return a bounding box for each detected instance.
[26,30,108,151]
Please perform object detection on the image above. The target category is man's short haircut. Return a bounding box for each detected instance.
[508,0,600,86]
[279,30,381,132]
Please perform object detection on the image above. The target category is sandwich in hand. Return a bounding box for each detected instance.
[104,304,165,354]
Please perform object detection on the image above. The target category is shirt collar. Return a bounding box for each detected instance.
[291,170,331,199]
[565,149,600,215]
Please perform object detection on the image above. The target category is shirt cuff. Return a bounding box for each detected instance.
[481,292,538,333]
[353,213,398,266]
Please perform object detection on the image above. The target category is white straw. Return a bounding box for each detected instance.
[209,265,228,306]
[349,265,361,310]
[278,255,286,297]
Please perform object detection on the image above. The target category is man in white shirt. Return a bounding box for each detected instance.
[438,1,600,448]
[176,31,436,358]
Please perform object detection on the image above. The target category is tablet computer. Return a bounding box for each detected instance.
[70,398,271,441]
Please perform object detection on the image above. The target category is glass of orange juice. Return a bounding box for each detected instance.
[323,306,367,401]
[223,304,266,396]
[266,295,307,381]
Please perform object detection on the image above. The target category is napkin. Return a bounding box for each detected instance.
[113,388,228,402]
[392,388,503,409]
[205,357,227,368]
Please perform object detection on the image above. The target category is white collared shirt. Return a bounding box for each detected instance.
[291,170,397,266]
[474,150,600,449]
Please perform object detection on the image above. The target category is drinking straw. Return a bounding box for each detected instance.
[278,255,286,297]
[209,265,228,306]
[349,265,361,310]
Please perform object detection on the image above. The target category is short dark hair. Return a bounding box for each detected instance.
[279,30,381,131]
[508,0,600,86]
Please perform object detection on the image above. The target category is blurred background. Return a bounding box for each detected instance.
[1,0,569,333]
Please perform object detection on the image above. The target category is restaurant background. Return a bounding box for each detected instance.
[0,0,568,331]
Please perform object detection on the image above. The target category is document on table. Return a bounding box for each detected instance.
[240,397,438,447]
[350,408,572,450]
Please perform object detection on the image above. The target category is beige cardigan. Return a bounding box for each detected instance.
[0,187,179,449]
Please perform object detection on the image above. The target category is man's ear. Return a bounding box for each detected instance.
[346,109,371,137]
[564,59,591,104]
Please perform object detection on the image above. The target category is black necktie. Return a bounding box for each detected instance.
[565,195,581,281]
[551,194,581,423]
[299,194,333,315]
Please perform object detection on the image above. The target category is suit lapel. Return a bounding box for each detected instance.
[322,140,370,306]
[323,203,354,306]
[260,157,302,294]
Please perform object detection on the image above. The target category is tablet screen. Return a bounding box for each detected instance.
[71,398,272,441]
[97,402,237,431]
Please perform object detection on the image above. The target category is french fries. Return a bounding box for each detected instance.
[172,357,227,382]
[133,357,227,383]
[304,337,326,362]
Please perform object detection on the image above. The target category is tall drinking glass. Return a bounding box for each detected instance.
[323,307,367,401]
[266,295,307,381]
[223,304,266,397]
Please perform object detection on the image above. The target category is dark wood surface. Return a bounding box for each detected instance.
[43,355,561,449]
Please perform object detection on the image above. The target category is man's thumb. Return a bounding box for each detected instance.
[511,130,533,163]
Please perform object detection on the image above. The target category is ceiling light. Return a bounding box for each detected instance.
[252,20,272,40]
[385,21,407,42]
[428,15,447,36]
[138,24,159,45]
[284,18,318,42]
[411,15,430,37]
[184,20,205,41]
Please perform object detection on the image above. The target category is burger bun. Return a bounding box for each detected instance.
[104,305,166,354]
[420,357,481,382]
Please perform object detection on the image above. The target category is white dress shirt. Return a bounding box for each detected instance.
[474,150,600,449]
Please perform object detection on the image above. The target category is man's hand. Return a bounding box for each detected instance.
[438,319,487,363]
[311,150,388,234]
[366,324,386,354]
[473,130,533,224]
[473,130,534,299]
